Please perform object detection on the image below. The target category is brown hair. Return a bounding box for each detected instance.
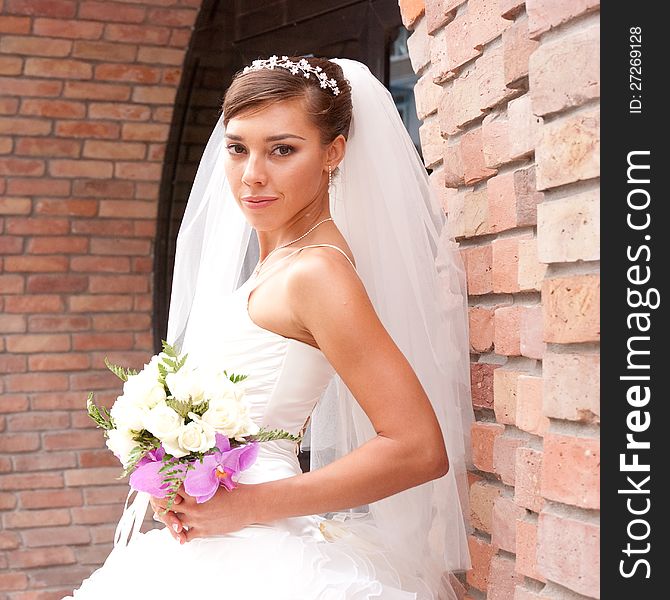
[222,56,352,146]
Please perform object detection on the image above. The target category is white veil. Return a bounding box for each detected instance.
[166,58,473,598]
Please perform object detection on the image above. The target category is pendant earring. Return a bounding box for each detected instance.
[328,165,332,194]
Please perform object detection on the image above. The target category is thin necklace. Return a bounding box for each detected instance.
[252,217,333,277]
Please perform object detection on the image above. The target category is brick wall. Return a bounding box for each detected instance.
[0,1,199,596]
[400,0,600,598]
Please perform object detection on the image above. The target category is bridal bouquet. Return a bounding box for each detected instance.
[87,341,299,510]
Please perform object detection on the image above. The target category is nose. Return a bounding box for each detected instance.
[241,152,268,187]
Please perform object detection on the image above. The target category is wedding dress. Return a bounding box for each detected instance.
[64,245,432,599]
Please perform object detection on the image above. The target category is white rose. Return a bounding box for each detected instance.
[106,428,139,468]
[144,403,184,443]
[161,435,188,459]
[201,396,259,439]
[202,370,246,404]
[177,414,216,453]
[110,396,147,432]
[122,367,166,410]
[165,368,206,405]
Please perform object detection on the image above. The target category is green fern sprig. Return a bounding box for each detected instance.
[250,427,302,443]
[104,357,138,382]
[223,369,248,384]
[158,460,192,512]
[86,393,115,430]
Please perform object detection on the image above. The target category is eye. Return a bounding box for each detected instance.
[272,144,294,156]
[226,144,246,154]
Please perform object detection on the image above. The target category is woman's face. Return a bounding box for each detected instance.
[223,97,338,230]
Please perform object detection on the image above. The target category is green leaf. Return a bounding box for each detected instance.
[250,426,302,443]
[86,392,115,431]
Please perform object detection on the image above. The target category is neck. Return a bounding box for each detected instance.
[256,208,332,260]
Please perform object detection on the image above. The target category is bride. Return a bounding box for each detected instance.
[64,56,473,599]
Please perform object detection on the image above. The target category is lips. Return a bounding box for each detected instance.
[242,196,278,209]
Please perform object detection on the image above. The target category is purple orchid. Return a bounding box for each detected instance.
[183,433,259,503]
[129,446,186,498]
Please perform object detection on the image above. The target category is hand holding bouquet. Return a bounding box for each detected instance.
[87,341,299,511]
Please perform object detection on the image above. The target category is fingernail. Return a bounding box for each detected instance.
[172,524,179,533]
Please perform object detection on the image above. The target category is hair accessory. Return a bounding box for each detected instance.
[243,55,341,96]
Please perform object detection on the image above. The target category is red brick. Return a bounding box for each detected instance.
[25,57,92,79]
[25,274,87,294]
[443,10,480,74]
[0,393,29,412]
[94,63,162,85]
[461,127,497,185]
[0,431,40,452]
[72,332,134,351]
[120,122,170,141]
[55,120,120,139]
[536,108,599,190]
[0,530,21,549]
[64,467,122,487]
[442,140,464,188]
[493,305,522,356]
[543,274,599,343]
[470,479,503,534]
[22,526,91,547]
[134,220,156,237]
[472,421,505,473]
[19,489,82,509]
[0,236,24,254]
[507,95,541,161]
[0,273,25,293]
[0,157,45,176]
[3,508,71,529]
[33,17,104,39]
[29,352,91,371]
[500,0,524,19]
[28,236,88,254]
[83,484,128,505]
[466,535,495,592]
[0,315,27,335]
[398,0,425,29]
[527,0,599,39]
[0,115,52,135]
[69,294,132,312]
[6,177,71,196]
[77,449,119,468]
[514,447,544,513]
[7,411,69,431]
[114,160,163,181]
[0,353,27,374]
[537,509,599,597]
[5,0,77,18]
[0,15,32,34]
[70,368,131,390]
[0,571,28,591]
[492,433,525,485]
[0,197,32,215]
[515,518,545,582]
[471,362,499,410]
[0,472,63,491]
[147,7,198,27]
[6,333,70,353]
[4,255,69,273]
[516,375,548,436]
[7,546,76,569]
[0,54,23,75]
[132,85,177,105]
[71,504,123,524]
[48,158,113,178]
[502,14,539,87]
[4,294,65,314]
[30,391,87,410]
[469,307,494,353]
[0,492,17,510]
[6,372,69,392]
[7,216,71,236]
[13,451,76,471]
[15,137,81,158]
[42,430,104,451]
[487,553,524,600]
[481,111,510,169]
[439,65,482,135]
[462,245,493,295]
[468,0,510,49]
[63,80,130,101]
[542,432,599,509]
[103,23,171,46]
[88,275,148,294]
[78,1,146,23]
[487,167,543,233]
[27,314,90,332]
[476,42,517,111]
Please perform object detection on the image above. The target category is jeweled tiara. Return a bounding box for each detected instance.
[242,55,341,96]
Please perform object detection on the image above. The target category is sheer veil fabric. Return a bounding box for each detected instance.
[166,58,473,598]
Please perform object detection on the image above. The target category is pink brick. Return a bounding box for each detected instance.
[425,0,459,34]
[537,509,600,597]
[470,479,504,533]
[520,304,546,359]
[491,495,526,552]
[502,13,539,87]
[398,0,425,29]
[462,245,493,295]
[439,65,482,134]
[536,108,599,190]
[543,274,600,343]
[543,351,599,423]
[472,421,505,473]
[494,305,522,356]
[493,433,525,485]
[527,0,599,39]
[493,368,520,425]
[487,166,543,233]
[516,375,549,436]
[407,17,430,74]
[469,307,494,353]
[470,362,498,410]
[542,432,600,509]
[481,111,510,169]
[515,518,545,582]
[461,127,498,185]
[487,553,524,600]
[514,447,545,513]
[518,237,546,292]
[492,234,532,293]
[467,535,495,591]
[507,94,541,161]
[443,10,481,74]
[418,116,444,169]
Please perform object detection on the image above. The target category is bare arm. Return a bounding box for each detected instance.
[251,248,449,522]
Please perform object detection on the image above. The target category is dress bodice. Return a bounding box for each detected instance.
[180,244,357,485]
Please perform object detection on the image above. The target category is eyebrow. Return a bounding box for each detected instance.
[224,133,306,141]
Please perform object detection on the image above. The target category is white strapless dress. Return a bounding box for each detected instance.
[63,262,423,600]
